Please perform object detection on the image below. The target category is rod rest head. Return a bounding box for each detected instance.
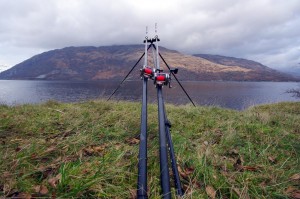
[170,68,178,74]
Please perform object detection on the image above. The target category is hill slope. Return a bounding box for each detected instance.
[0,45,297,81]
[194,54,297,81]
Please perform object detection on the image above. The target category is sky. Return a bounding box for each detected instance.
[0,0,300,71]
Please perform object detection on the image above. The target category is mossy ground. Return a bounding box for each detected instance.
[0,100,299,198]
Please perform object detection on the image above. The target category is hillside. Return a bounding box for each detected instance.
[194,54,298,81]
[0,45,298,81]
[0,100,299,198]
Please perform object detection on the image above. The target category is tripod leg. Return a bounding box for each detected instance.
[164,113,183,196]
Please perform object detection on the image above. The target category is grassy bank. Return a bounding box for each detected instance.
[0,100,299,198]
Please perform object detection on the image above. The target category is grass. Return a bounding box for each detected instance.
[0,100,299,198]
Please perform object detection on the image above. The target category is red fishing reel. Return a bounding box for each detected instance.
[154,72,170,86]
[154,68,178,87]
[140,66,154,78]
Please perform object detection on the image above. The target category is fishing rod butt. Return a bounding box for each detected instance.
[157,85,171,197]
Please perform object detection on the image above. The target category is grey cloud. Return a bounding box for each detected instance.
[0,0,300,69]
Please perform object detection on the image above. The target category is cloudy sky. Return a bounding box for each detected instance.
[0,0,300,71]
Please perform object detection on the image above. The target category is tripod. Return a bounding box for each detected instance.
[137,29,184,198]
[108,27,195,198]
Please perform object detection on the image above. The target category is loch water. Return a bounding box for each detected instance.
[0,80,299,110]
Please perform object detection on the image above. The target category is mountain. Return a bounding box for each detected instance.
[0,45,298,81]
[193,54,297,81]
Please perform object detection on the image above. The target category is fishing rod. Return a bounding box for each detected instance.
[152,24,184,198]
[137,27,153,199]
[153,27,171,198]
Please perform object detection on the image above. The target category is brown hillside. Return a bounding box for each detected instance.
[0,45,297,81]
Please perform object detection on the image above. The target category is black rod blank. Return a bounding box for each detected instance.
[137,34,150,198]
[157,85,171,198]
[137,77,148,199]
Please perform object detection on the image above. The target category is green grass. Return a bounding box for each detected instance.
[0,100,299,198]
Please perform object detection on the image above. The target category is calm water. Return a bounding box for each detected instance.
[0,80,299,110]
